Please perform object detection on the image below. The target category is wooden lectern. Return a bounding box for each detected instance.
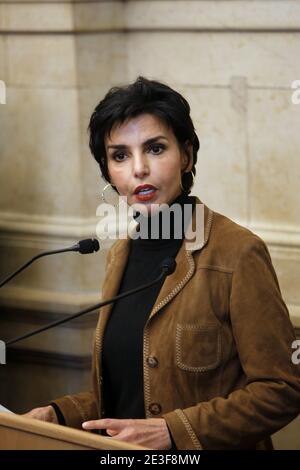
[0,412,148,450]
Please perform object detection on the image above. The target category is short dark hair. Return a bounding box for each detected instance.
[88,76,200,194]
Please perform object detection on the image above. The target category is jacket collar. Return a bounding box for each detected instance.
[101,196,213,320]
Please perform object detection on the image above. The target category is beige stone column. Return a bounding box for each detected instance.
[0,0,126,412]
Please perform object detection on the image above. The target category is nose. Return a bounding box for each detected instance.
[132,153,150,179]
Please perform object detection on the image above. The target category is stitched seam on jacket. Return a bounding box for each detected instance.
[175,324,222,372]
[195,265,233,274]
[147,206,213,321]
[95,304,108,416]
[143,328,152,418]
[95,248,115,416]
[144,251,195,417]
[67,395,89,423]
[175,409,202,450]
[95,323,101,414]
[150,250,195,319]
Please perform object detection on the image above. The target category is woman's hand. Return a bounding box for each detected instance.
[22,405,58,424]
[82,417,172,450]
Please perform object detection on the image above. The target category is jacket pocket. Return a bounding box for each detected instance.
[175,324,222,372]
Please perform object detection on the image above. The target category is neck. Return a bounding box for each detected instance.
[132,191,195,243]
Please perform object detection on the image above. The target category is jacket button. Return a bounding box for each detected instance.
[149,403,162,415]
[147,356,159,368]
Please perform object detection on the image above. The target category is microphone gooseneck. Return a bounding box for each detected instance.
[0,238,100,289]
[5,257,177,347]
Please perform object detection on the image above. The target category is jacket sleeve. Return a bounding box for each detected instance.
[163,236,300,449]
[50,391,98,430]
[50,341,99,429]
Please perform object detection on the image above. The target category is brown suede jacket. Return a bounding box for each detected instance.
[53,196,300,450]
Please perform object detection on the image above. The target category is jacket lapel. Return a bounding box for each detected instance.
[148,240,193,320]
[94,238,131,393]
[101,196,213,323]
[99,239,131,322]
[148,197,214,320]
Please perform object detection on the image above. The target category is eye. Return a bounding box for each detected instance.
[148,143,165,155]
[112,152,127,162]
[111,143,165,161]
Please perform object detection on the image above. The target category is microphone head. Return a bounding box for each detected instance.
[160,257,176,276]
[78,238,100,254]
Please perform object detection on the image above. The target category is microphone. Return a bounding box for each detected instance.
[159,257,176,276]
[71,239,100,255]
[5,257,177,347]
[0,238,100,289]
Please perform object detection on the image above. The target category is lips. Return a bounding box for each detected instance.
[133,184,157,195]
[133,184,158,202]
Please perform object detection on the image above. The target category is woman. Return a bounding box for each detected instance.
[25,76,300,450]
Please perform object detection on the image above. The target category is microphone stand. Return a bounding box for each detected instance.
[6,267,170,347]
[0,239,99,289]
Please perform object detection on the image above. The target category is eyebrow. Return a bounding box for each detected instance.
[107,135,168,150]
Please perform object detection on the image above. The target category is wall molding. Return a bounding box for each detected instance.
[289,304,300,330]
[0,284,104,315]
[1,210,300,250]
[0,299,99,327]
[0,211,115,254]
[0,284,299,331]
[0,210,98,241]
[0,1,300,34]
[247,225,300,251]
[6,346,92,370]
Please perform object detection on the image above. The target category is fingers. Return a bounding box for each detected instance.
[21,406,57,424]
[82,417,170,449]
[82,418,132,432]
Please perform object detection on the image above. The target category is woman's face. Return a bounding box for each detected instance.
[105,113,192,214]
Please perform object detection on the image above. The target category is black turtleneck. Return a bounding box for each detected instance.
[101,191,195,444]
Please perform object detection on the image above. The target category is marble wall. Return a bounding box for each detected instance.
[0,0,299,449]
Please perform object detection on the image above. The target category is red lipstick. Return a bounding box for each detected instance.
[133,184,157,202]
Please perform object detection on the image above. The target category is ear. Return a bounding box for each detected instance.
[181,141,194,172]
